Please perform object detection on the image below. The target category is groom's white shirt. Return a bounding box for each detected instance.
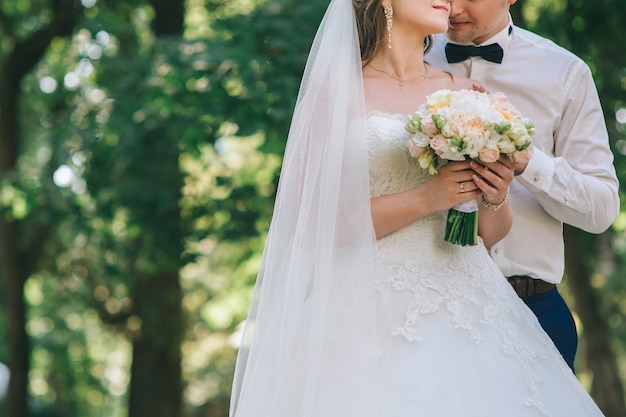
[427,20,619,284]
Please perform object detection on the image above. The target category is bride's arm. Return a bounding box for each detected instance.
[371,161,482,239]
[476,194,512,248]
[370,188,438,239]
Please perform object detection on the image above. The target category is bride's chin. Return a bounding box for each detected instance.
[433,24,449,35]
[423,21,450,36]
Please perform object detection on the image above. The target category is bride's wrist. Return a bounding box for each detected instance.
[480,187,509,212]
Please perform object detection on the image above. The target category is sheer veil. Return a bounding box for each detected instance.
[229,0,381,416]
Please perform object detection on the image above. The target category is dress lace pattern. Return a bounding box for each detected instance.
[366,112,592,416]
[367,111,511,343]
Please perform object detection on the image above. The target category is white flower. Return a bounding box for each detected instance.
[507,121,529,141]
[464,135,486,158]
[425,89,452,109]
[497,137,517,154]
[409,129,431,148]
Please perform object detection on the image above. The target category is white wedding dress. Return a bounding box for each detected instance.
[367,111,605,416]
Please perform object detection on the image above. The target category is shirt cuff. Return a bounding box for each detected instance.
[517,147,554,193]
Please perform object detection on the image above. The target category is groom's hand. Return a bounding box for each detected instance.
[470,157,513,203]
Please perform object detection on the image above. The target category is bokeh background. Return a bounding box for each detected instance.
[0,0,625,416]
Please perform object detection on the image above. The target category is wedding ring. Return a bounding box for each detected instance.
[459,182,465,193]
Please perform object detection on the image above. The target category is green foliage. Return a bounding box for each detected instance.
[199,0,328,153]
[0,0,57,41]
[1,0,330,415]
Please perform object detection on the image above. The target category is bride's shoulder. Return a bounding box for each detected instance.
[426,65,476,91]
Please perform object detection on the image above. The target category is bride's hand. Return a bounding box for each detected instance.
[425,161,482,211]
[370,160,481,239]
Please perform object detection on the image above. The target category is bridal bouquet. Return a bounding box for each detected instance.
[405,88,534,246]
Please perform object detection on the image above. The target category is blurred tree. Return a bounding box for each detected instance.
[63,0,187,415]
[0,0,189,414]
[125,1,185,416]
[0,1,83,416]
[565,225,625,417]
[510,0,525,27]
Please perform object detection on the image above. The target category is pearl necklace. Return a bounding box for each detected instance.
[369,64,429,90]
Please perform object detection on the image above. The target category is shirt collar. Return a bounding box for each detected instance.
[480,18,514,53]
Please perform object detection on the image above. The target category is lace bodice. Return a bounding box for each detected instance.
[367,112,448,261]
[367,111,500,338]
[367,111,430,198]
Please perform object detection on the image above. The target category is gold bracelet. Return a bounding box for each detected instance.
[480,187,509,211]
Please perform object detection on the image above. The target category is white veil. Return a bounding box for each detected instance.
[229,0,380,416]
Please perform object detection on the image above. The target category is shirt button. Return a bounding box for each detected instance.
[494,248,501,254]
[533,176,539,182]
[565,195,569,202]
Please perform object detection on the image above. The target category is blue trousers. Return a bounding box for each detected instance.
[521,287,578,373]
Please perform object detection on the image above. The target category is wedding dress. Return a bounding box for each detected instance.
[367,111,604,416]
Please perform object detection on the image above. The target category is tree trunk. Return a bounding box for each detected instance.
[564,225,626,417]
[124,3,186,416]
[150,0,185,36]
[128,271,183,417]
[0,46,31,417]
[0,228,29,417]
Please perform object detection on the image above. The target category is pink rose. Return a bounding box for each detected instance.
[511,145,533,166]
[430,134,450,156]
[490,92,521,117]
[479,146,501,163]
[420,116,439,137]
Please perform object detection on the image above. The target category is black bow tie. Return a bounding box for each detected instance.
[445,42,504,64]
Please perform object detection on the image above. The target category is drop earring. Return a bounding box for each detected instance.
[384,3,393,49]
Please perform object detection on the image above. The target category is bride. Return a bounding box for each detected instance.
[228,0,607,416]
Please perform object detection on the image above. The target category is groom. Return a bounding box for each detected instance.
[426,0,619,372]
